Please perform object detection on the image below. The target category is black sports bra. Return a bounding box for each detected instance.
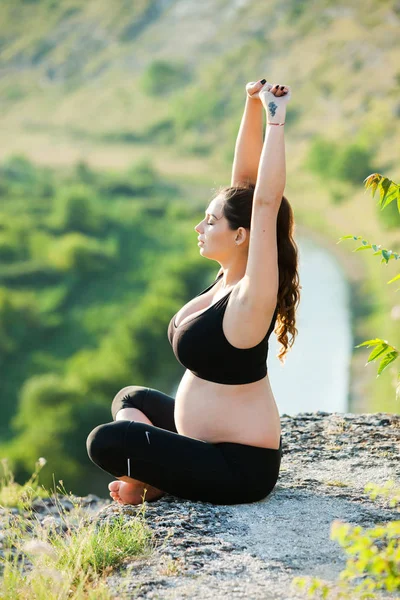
[167,273,278,385]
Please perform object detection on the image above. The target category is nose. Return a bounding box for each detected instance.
[194,220,203,233]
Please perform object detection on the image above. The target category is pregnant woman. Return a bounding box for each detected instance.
[86,79,300,505]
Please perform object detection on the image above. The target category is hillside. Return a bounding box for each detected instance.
[0,0,399,168]
[0,0,399,491]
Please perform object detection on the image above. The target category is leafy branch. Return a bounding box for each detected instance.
[364,172,400,212]
[337,235,400,285]
[337,173,399,394]
[337,174,400,287]
[355,338,399,378]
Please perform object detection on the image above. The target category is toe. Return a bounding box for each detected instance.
[108,481,120,492]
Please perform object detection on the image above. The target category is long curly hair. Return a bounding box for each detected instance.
[214,184,301,364]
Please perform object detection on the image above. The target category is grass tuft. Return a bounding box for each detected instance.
[0,458,156,599]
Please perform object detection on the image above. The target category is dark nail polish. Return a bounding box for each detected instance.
[275,85,279,89]
[280,86,284,90]
[260,79,266,84]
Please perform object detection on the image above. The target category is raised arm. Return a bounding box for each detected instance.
[237,82,291,330]
[253,83,290,203]
[230,80,267,187]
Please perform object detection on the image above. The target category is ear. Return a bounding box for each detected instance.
[236,227,248,245]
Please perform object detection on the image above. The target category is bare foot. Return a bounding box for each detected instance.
[108,480,165,505]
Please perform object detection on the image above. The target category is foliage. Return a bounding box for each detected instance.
[0,230,23,263]
[48,185,104,235]
[7,375,84,483]
[364,174,400,215]
[289,172,400,597]
[140,59,190,96]
[0,464,155,599]
[126,157,160,191]
[333,145,375,185]
[0,153,217,493]
[355,339,399,379]
[0,154,55,197]
[97,158,161,196]
[143,118,176,144]
[337,173,400,399]
[0,287,44,357]
[305,138,375,187]
[46,232,119,275]
[0,457,49,511]
[337,235,399,278]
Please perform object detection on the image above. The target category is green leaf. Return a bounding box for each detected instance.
[381,186,399,210]
[355,338,386,349]
[364,173,380,198]
[381,249,392,263]
[367,343,388,363]
[379,177,391,205]
[354,245,372,251]
[337,235,357,242]
[387,273,400,284]
[377,351,399,376]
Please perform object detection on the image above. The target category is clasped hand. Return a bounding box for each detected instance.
[246,79,291,117]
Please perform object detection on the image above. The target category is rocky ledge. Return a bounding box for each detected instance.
[1,411,399,599]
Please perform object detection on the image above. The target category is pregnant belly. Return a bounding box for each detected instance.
[174,370,281,449]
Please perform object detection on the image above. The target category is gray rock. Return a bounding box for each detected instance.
[1,412,399,599]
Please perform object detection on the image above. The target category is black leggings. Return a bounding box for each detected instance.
[86,386,283,505]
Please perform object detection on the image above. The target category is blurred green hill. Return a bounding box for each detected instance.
[0,0,399,495]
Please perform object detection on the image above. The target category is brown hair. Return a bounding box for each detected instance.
[214,184,300,364]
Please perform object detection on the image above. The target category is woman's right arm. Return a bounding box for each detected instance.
[230,83,265,188]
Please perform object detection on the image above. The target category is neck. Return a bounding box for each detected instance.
[218,256,247,289]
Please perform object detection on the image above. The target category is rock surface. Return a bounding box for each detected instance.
[1,411,399,599]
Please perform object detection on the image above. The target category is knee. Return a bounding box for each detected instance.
[111,385,149,421]
[86,422,111,465]
[86,421,129,472]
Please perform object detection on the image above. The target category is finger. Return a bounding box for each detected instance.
[252,79,266,91]
[272,84,287,96]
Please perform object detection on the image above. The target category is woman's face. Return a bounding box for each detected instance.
[194,195,236,260]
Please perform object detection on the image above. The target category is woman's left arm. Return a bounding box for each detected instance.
[253,84,290,203]
[238,84,291,316]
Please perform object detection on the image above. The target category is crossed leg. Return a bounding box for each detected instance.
[86,386,282,505]
[108,386,176,504]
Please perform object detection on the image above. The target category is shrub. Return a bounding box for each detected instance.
[305,137,336,179]
[332,144,375,185]
[49,185,103,234]
[305,138,375,185]
[141,59,189,96]
[47,233,118,275]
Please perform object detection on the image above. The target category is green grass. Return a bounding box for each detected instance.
[0,457,156,599]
